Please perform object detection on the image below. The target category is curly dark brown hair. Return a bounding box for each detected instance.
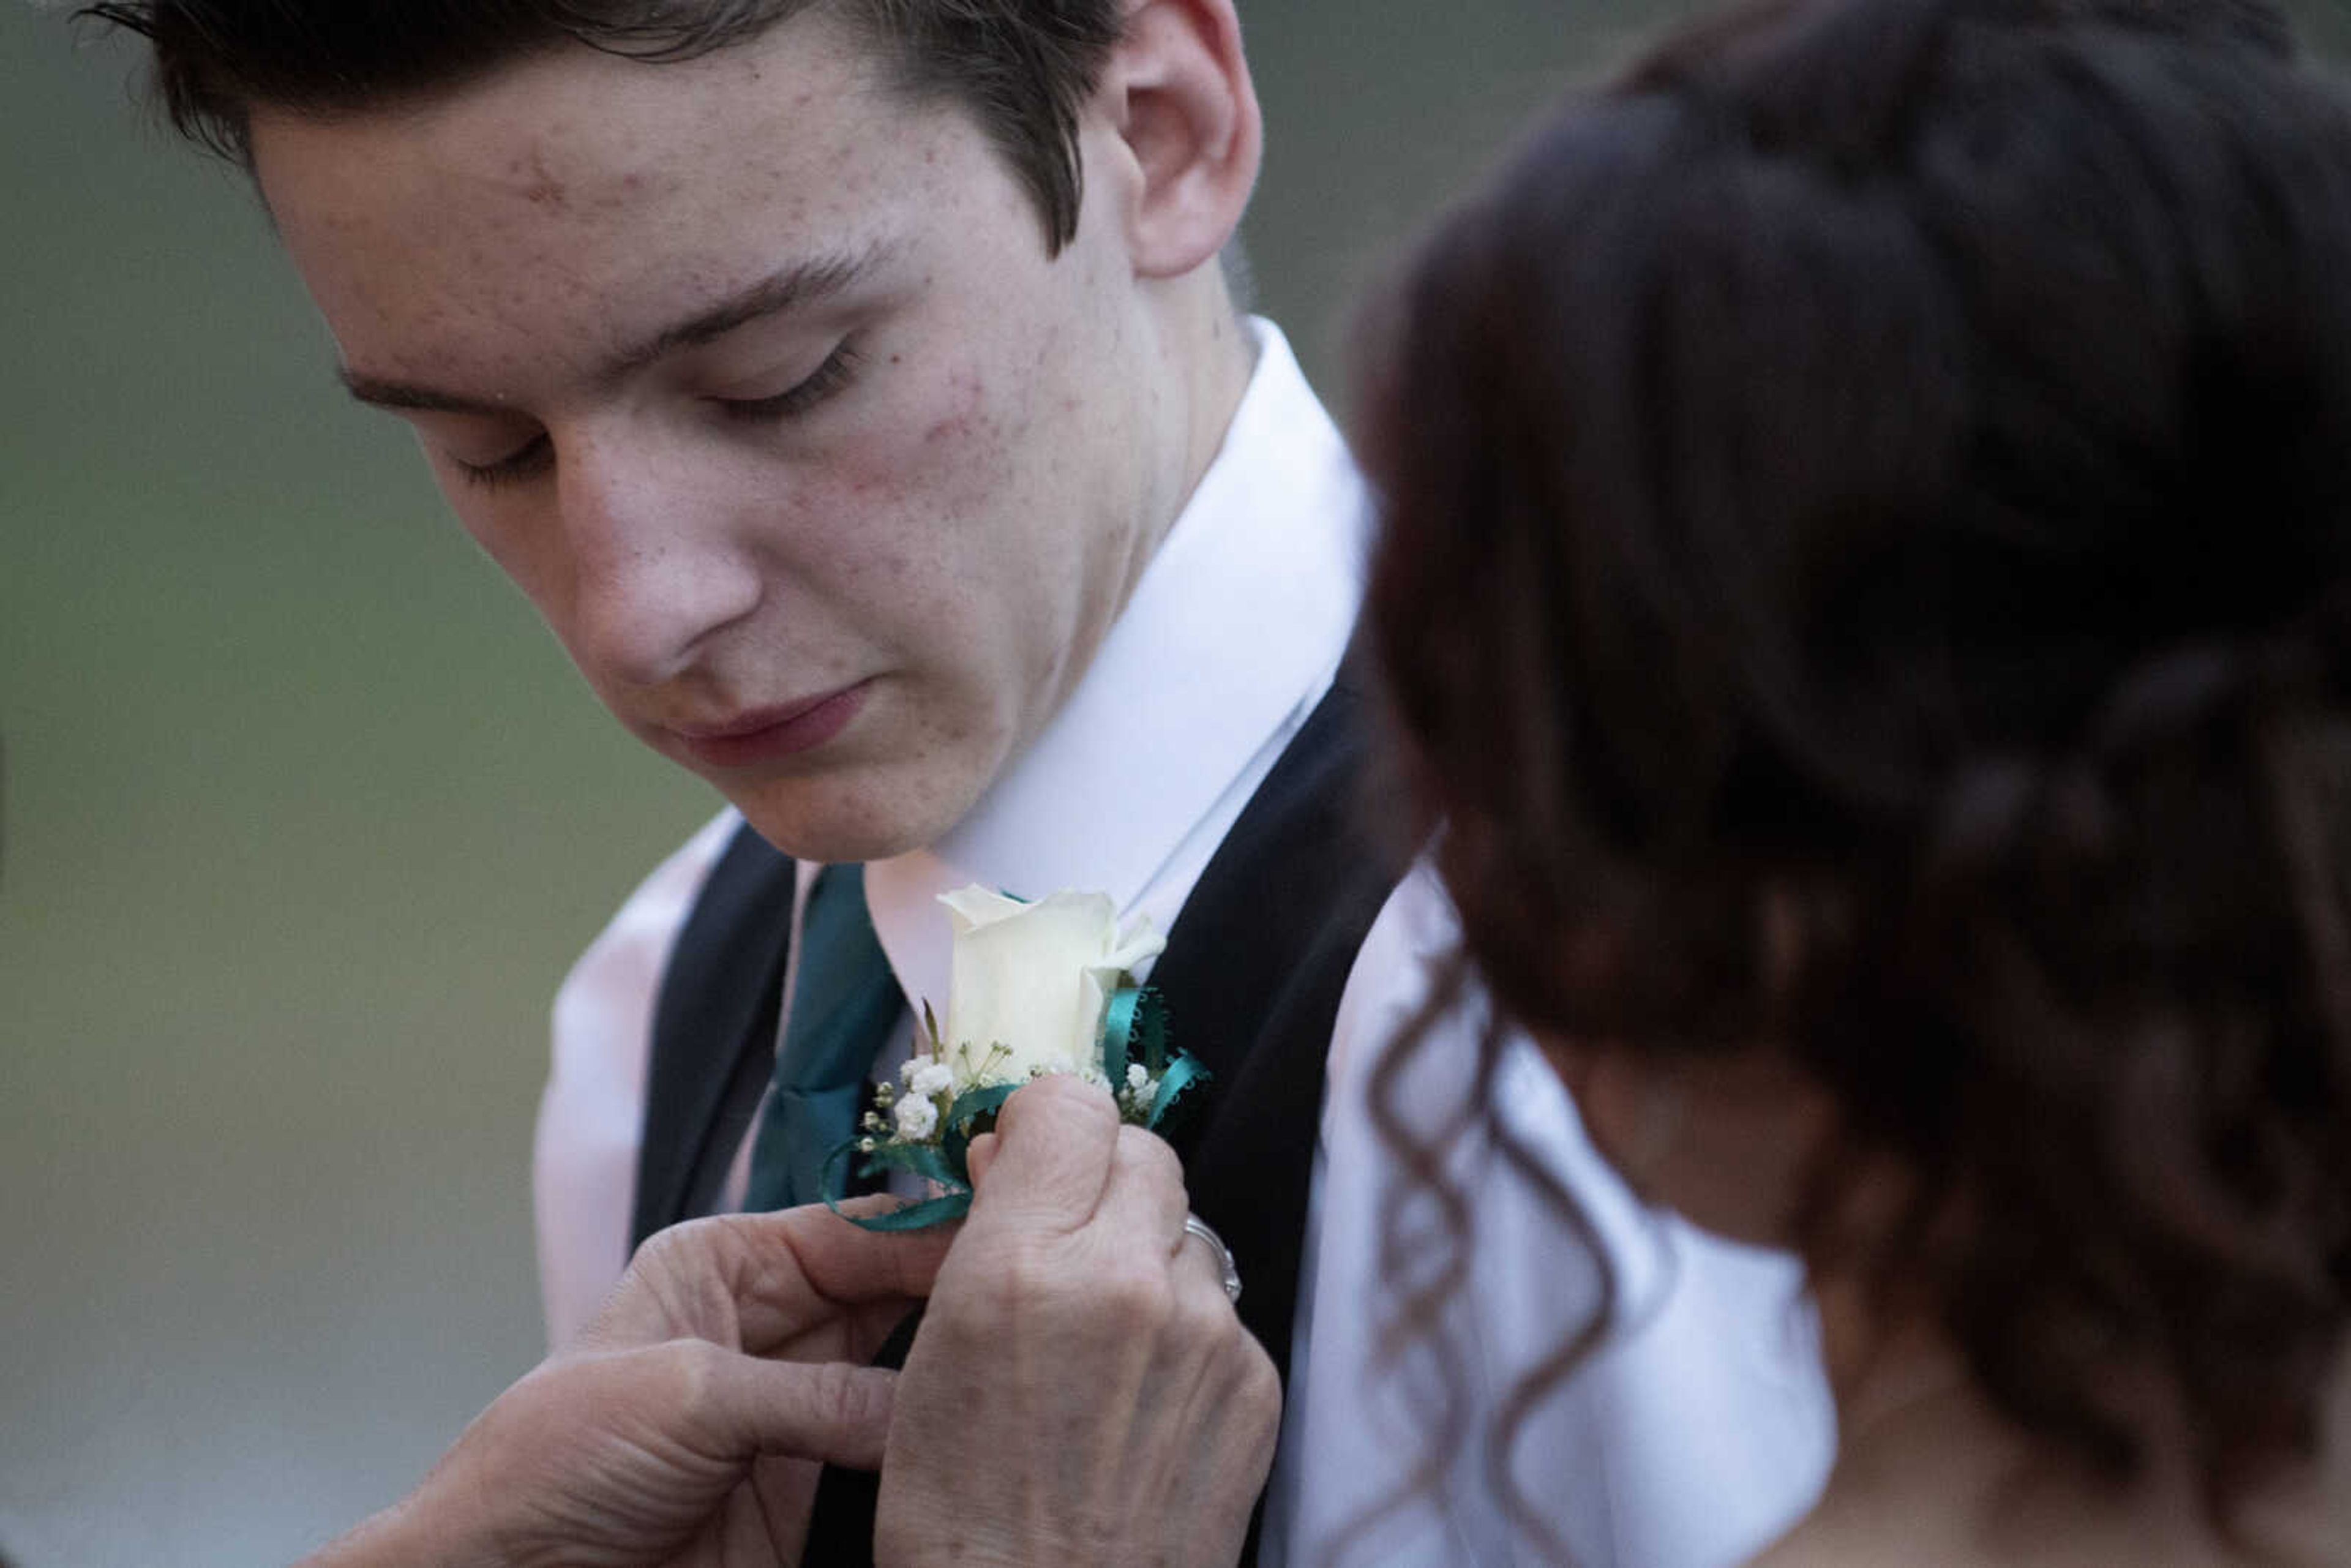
[1360,0,2351,1538]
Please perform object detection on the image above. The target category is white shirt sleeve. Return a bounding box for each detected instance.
[533,808,740,1350]
[1272,864,1837,1568]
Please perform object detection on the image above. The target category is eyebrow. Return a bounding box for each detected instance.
[340,246,886,415]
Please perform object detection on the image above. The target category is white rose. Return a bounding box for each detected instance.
[936,886,1166,1086]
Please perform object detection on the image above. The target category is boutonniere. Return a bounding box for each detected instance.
[825,887,1209,1229]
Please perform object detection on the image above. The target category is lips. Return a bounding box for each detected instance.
[671,681,869,768]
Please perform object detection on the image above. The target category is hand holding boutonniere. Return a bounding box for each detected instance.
[823,887,1209,1230]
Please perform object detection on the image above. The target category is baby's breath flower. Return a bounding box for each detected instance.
[1117,1068,1161,1118]
[894,1094,940,1141]
[910,1060,954,1100]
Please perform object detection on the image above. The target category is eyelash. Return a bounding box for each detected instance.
[454,435,553,492]
[718,341,864,423]
[452,340,866,491]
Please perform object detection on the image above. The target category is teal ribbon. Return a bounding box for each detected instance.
[1097,986,1209,1126]
[823,985,1209,1231]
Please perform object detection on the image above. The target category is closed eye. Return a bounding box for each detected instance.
[452,432,553,491]
[717,341,863,422]
[447,340,863,490]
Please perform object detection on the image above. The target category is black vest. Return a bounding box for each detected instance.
[628,664,1401,1564]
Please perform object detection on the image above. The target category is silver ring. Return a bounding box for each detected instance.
[1182,1214,1243,1306]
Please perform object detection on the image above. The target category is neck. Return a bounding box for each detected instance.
[1811,1270,1959,1420]
[1106,268,1258,620]
[1164,268,1259,528]
[1807,1270,2008,1502]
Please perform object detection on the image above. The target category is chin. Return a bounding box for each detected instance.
[726,768,980,865]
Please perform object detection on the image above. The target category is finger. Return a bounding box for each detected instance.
[1095,1123,1190,1257]
[724,1208,956,1354]
[963,1075,1122,1236]
[591,1208,954,1354]
[1173,1219,1238,1307]
[661,1343,901,1469]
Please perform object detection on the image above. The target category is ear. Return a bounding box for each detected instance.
[1097,0,1262,279]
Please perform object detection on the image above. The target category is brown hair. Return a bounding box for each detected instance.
[77,0,1125,251]
[1362,0,2351,1537]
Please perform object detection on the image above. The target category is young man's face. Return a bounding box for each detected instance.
[250,10,1183,861]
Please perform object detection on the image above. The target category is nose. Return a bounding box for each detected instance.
[553,427,765,689]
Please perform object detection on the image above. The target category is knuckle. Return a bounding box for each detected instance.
[1234,1346,1283,1442]
[631,1214,738,1281]
[626,1222,691,1278]
[652,1337,725,1413]
[1114,1123,1185,1188]
[1005,1071,1116,1130]
[1098,1266,1173,1329]
[995,1248,1062,1308]
[1168,1278,1232,1343]
[609,1217,745,1338]
[1243,1342,1281,1409]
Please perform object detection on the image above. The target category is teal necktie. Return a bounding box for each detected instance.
[742,863,906,1212]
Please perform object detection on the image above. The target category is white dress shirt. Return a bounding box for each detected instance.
[533,318,1834,1566]
[1267,864,1835,1567]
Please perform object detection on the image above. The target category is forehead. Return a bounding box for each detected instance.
[246,12,975,386]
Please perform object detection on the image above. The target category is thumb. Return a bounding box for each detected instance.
[963,1075,1120,1234]
[677,1350,901,1470]
[964,1130,1000,1190]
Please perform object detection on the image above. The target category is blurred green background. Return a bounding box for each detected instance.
[5,1,2348,1563]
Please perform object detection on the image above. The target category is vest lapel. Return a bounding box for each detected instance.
[1148,661,1399,1392]
[629,825,798,1250]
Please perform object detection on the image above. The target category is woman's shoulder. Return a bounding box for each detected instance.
[1744,1362,2351,1568]
[1743,1506,1955,1568]
[2230,1356,2351,1566]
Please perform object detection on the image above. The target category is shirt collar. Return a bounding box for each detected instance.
[860,319,1368,1016]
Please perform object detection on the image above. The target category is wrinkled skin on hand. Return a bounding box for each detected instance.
[876,1075,1283,1568]
[307,1204,951,1568]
